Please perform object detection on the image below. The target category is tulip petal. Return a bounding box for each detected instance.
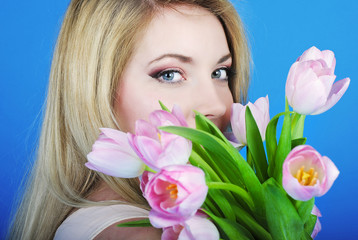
[150,110,181,127]
[311,218,321,239]
[311,205,322,217]
[135,120,159,140]
[311,205,322,239]
[282,145,339,201]
[289,71,329,115]
[146,165,208,228]
[86,149,145,178]
[180,216,220,240]
[282,165,319,201]
[172,104,189,127]
[321,50,336,72]
[162,227,181,240]
[157,137,191,168]
[318,156,339,196]
[134,136,163,170]
[312,78,350,115]
[149,209,186,228]
[231,103,247,145]
[286,62,300,95]
[248,96,270,140]
[286,47,348,116]
[223,132,243,148]
[99,128,129,146]
[299,46,322,62]
[140,170,155,194]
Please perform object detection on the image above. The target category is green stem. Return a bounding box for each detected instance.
[144,166,156,173]
[291,114,306,139]
[207,182,254,211]
[232,205,272,240]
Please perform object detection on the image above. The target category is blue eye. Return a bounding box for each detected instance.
[154,70,184,83]
[212,68,230,81]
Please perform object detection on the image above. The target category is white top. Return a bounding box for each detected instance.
[54,204,149,240]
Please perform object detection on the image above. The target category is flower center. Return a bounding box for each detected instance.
[157,133,162,142]
[166,184,178,199]
[295,166,318,186]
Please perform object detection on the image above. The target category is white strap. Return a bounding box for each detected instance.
[54,205,149,240]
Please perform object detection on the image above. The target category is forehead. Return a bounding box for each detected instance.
[133,5,230,61]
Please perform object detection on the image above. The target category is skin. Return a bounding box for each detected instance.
[93,5,234,239]
[114,5,234,133]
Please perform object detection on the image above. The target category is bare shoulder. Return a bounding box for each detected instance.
[94,218,162,240]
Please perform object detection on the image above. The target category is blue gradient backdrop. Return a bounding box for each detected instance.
[1,0,357,238]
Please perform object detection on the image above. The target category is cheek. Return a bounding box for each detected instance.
[221,89,234,128]
[114,83,160,133]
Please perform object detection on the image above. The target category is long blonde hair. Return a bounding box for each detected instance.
[9,0,250,239]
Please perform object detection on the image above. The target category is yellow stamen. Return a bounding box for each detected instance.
[157,133,162,142]
[166,184,178,199]
[166,184,176,190]
[294,166,318,186]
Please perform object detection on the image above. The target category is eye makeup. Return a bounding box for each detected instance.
[149,68,186,85]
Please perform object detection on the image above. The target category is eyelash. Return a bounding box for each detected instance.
[212,67,233,82]
[150,67,233,84]
[151,69,185,84]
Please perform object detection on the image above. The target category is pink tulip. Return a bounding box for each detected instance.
[162,213,219,240]
[128,105,192,171]
[231,96,270,145]
[144,164,208,228]
[311,205,322,239]
[86,128,145,178]
[282,145,339,201]
[140,170,155,193]
[286,46,350,115]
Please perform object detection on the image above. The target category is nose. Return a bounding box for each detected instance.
[186,79,232,130]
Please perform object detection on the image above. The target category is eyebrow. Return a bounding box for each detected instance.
[148,53,232,66]
[148,54,193,65]
[217,53,232,64]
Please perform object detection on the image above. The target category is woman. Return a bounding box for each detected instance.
[9,0,250,239]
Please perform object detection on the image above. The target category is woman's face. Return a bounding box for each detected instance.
[114,5,234,133]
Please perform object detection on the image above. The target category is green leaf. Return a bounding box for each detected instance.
[301,231,313,240]
[190,147,250,220]
[304,214,317,237]
[263,178,304,240]
[207,188,236,221]
[245,107,269,183]
[266,116,279,177]
[295,198,315,224]
[194,111,233,146]
[203,210,255,240]
[159,126,244,185]
[273,111,292,184]
[266,111,293,178]
[117,219,152,227]
[195,114,211,132]
[189,150,222,182]
[158,101,170,112]
[291,138,307,149]
[207,182,254,211]
[159,126,266,223]
[231,205,272,240]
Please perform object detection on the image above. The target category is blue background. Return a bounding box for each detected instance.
[0,0,357,238]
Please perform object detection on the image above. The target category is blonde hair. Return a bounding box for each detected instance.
[9,0,250,239]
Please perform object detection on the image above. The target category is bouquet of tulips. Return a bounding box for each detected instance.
[86,46,350,239]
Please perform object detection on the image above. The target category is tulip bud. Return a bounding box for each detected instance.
[286,46,350,115]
